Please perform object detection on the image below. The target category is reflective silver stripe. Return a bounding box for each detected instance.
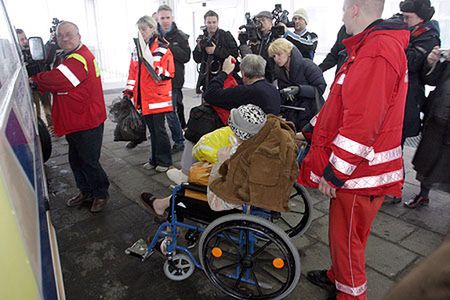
[335,280,367,296]
[310,114,318,126]
[126,85,134,90]
[330,153,357,175]
[310,171,320,183]
[127,80,136,85]
[369,146,402,166]
[333,134,374,160]
[155,47,168,54]
[164,70,170,77]
[154,56,161,62]
[57,64,80,87]
[148,101,172,110]
[343,169,403,189]
[57,92,68,95]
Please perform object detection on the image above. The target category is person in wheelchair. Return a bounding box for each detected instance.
[138,103,298,220]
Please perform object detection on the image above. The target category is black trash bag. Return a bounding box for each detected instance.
[109,97,147,142]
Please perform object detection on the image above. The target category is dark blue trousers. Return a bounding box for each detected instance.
[144,113,172,167]
[65,123,109,199]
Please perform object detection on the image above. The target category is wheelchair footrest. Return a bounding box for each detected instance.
[125,238,154,261]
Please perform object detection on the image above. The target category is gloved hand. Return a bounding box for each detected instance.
[280,86,300,101]
[122,90,133,100]
[238,32,249,45]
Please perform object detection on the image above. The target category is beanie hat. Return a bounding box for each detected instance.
[400,0,435,21]
[228,104,267,140]
[255,11,273,20]
[293,8,309,24]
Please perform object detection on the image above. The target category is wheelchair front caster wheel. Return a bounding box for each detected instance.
[163,253,195,281]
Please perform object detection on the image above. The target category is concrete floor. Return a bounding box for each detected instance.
[45,89,450,300]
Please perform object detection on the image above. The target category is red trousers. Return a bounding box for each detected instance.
[326,191,384,300]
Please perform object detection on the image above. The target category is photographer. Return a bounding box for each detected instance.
[239,11,282,82]
[193,10,238,93]
[281,8,318,60]
[16,29,53,131]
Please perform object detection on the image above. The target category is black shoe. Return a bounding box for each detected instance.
[306,270,336,293]
[171,143,185,153]
[126,141,138,149]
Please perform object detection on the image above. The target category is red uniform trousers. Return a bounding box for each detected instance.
[326,191,384,300]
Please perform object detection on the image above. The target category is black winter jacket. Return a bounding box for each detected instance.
[203,71,281,115]
[158,23,191,89]
[403,20,440,138]
[275,47,326,131]
[319,25,351,73]
[239,31,278,82]
[193,28,238,91]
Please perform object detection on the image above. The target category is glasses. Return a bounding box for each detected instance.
[56,33,77,40]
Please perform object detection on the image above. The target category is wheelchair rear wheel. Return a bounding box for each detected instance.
[199,214,300,300]
[272,183,312,238]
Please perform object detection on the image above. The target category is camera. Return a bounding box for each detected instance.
[272,4,294,27]
[49,18,61,44]
[238,12,261,43]
[196,26,214,49]
[439,49,449,63]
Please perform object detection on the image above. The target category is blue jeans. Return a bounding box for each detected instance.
[66,123,110,198]
[165,89,185,145]
[144,113,172,167]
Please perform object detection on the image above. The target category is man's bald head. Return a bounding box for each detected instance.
[343,0,385,35]
[56,21,81,52]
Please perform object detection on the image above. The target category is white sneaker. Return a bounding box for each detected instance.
[155,165,169,173]
[143,162,155,170]
[166,168,188,185]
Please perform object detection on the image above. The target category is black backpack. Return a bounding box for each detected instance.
[184,104,225,143]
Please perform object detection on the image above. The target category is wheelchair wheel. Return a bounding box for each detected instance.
[163,253,195,281]
[199,214,300,300]
[273,183,312,238]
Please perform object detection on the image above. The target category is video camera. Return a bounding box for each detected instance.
[238,12,261,44]
[272,4,294,28]
[49,18,61,44]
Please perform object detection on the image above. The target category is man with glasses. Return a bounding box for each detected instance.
[31,21,110,213]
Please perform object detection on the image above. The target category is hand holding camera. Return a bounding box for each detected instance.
[427,46,450,66]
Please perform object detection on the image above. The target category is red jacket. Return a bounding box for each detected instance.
[126,37,175,115]
[298,20,410,197]
[32,44,106,136]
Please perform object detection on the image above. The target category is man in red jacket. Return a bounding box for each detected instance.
[299,1,409,299]
[32,21,109,213]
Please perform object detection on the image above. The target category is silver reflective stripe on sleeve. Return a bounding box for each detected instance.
[333,134,374,160]
[335,280,367,296]
[57,64,80,87]
[329,153,357,175]
[310,114,318,126]
[310,171,320,183]
[369,146,402,166]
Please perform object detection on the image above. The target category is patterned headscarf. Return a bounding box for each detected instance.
[228,104,267,140]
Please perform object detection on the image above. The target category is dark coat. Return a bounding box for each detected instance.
[275,47,327,131]
[203,71,281,115]
[413,61,450,191]
[319,25,351,73]
[403,20,440,138]
[239,31,278,82]
[210,115,298,212]
[193,28,238,91]
[158,22,191,89]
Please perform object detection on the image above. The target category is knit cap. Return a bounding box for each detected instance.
[255,11,273,20]
[228,104,267,140]
[400,0,435,21]
[293,8,309,24]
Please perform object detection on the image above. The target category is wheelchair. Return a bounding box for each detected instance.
[125,182,312,300]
